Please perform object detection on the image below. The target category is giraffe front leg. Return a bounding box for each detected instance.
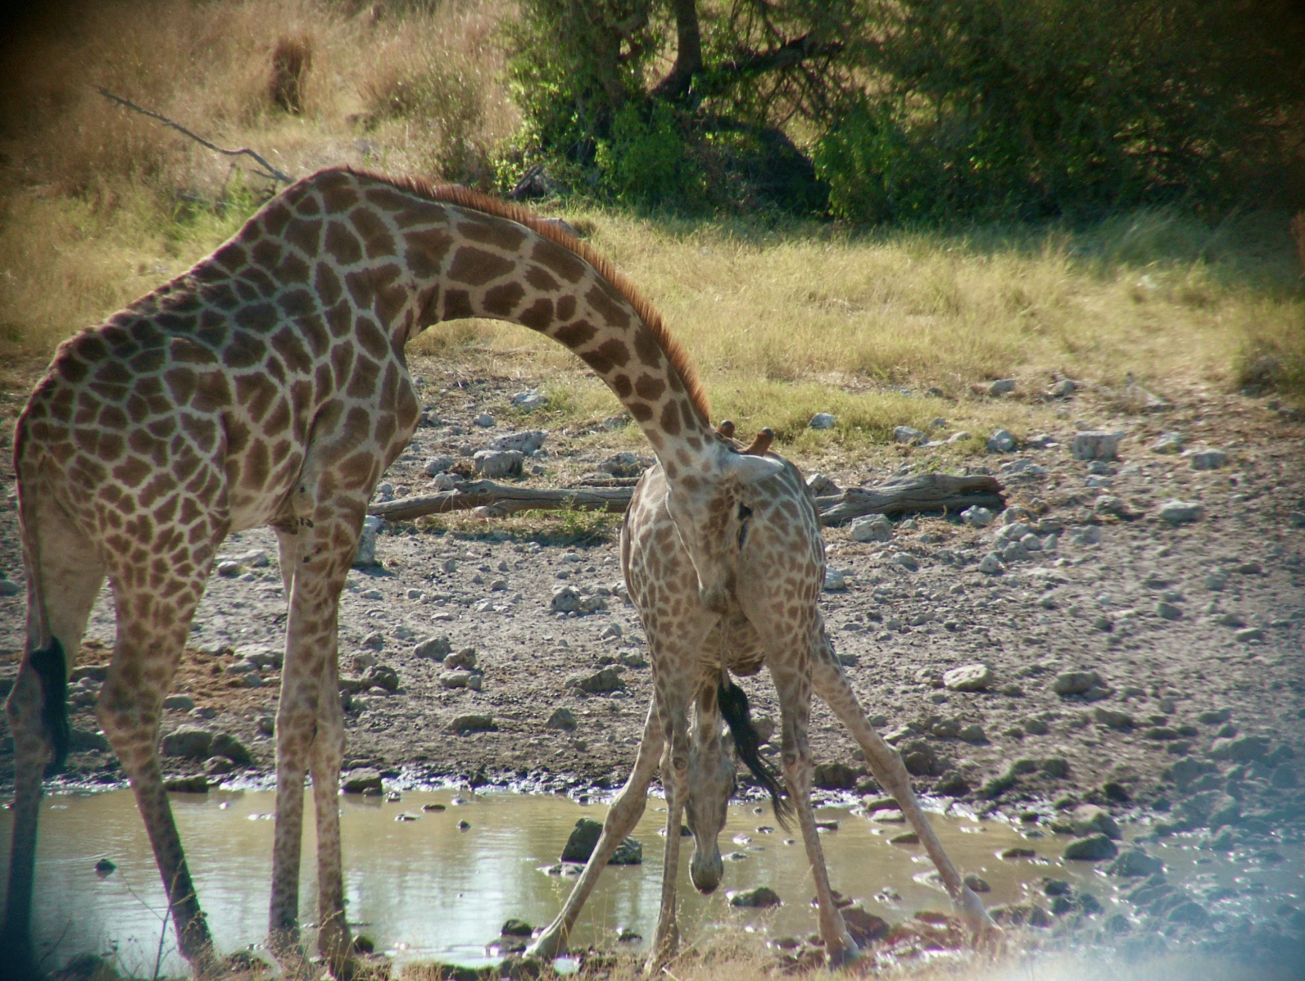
[770,662,858,968]
[311,644,354,978]
[531,701,664,961]
[809,629,999,946]
[647,728,690,975]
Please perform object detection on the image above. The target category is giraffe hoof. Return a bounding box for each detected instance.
[826,940,863,970]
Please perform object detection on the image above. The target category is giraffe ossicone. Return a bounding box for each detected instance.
[2,165,769,979]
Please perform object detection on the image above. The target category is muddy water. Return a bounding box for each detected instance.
[2,789,1298,974]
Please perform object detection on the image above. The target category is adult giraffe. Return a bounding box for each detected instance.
[2,167,781,979]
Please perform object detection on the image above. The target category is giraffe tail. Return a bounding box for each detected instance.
[14,411,72,776]
[718,674,792,830]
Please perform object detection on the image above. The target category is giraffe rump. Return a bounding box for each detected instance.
[29,638,70,777]
[717,675,792,829]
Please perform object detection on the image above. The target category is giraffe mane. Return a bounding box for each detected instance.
[338,166,711,424]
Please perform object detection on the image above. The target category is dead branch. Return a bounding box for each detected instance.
[369,472,1005,525]
[97,89,294,185]
[815,473,1005,526]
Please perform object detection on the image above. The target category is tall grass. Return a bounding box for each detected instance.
[1,0,1301,425]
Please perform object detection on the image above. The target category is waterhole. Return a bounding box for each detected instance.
[2,789,1297,974]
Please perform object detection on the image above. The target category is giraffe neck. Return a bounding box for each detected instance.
[212,167,718,479]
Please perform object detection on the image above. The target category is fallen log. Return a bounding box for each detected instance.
[815,473,1005,526]
[368,480,635,521]
[369,471,1004,525]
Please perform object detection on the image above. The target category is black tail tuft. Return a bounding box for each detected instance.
[30,638,70,777]
[718,675,792,830]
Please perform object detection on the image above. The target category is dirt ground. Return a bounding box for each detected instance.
[1,358,1304,962]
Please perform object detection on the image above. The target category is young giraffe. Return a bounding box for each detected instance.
[2,167,783,979]
[528,427,998,970]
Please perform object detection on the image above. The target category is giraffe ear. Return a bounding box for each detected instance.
[726,452,783,485]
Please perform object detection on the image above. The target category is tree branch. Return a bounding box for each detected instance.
[694,34,844,101]
[97,89,295,185]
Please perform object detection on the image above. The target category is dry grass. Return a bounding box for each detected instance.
[1,0,1301,454]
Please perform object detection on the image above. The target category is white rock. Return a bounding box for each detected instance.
[944,664,992,692]
[947,431,972,444]
[352,516,385,567]
[850,514,893,542]
[893,553,920,572]
[823,568,847,591]
[493,430,547,454]
[510,390,548,411]
[978,552,1005,574]
[961,506,994,528]
[423,455,455,475]
[473,450,524,478]
[987,429,1017,453]
[1150,432,1185,454]
[1185,448,1227,471]
[1158,499,1205,524]
[431,473,462,490]
[474,413,495,428]
[1071,431,1120,461]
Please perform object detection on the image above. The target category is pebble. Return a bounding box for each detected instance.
[599,452,650,477]
[445,647,477,670]
[341,768,383,794]
[567,666,626,694]
[978,553,1005,575]
[414,636,451,660]
[987,429,1017,453]
[961,506,994,528]
[809,413,836,430]
[361,632,385,651]
[1093,707,1134,730]
[449,714,497,734]
[728,886,781,908]
[1185,448,1228,470]
[550,585,606,614]
[441,671,472,690]
[1069,525,1102,545]
[352,516,384,568]
[216,561,241,577]
[1150,432,1185,454]
[431,473,461,490]
[1094,495,1133,519]
[892,553,919,573]
[894,426,925,444]
[943,664,992,692]
[0,578,20,596]
[474,413,495,428]
[423,455,455,475]
[1155,601,1183,620]
[988,379,1017,397]
[1158,500,1205,524]
[163,694,196,711]
[1062,834,1118,861]
[1053,670,1108,697]
[546,707,578,730]
[492,430,547,453]
[823,568,847,591]
[161,727,213,759]
[474,449,523,479]
[510,389,547,411]
[1071,431,1120,461]
[850,514,892,542]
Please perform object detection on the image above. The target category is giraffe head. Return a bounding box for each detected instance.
[683,688,735,894]
[666,436,782,616]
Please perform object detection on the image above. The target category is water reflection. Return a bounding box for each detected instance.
[0,789,1298,974]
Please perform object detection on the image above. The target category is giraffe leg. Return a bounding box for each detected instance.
[769,657,858,967]
[1,499,105,973]
[529,701,664,960]
[266,491,365,978]
[810,627,998,944]
[97,576,217,970]
[646,677,694,975]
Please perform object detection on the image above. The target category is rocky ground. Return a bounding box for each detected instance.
[1,359,1304,966]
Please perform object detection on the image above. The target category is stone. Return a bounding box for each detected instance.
[893,553,920,573]
[423,455,455,475]
[813,762,862,790]
[598,452,650,477]
[550,585,606,614]
[1233,627,1264,643]
[1150,432,1185,454]
[1040,757,1070,778]
[445,648,477,671]
[1053,671,1107,697]
[947,431,972,444]
[216,560,240,577]
[474,450,524,479]
[163,694,195,711]
[501,919,533,938]
[850,514,893,542]
[474,413,495,428]
[161,727,213,760]
[898,739,939,776]
[441,672,472,690]
[1155,601,1183,620]
[987,429,1017,453]
[366,665,400,692]
[987,378,1017,396]
[1071,805,1121,839]
[841,907,890,945]
[493,430,547,454]
[894,426,925,444]
[1063,834,1118,861]
[164,776,209,793]
[352,515,384,567]
[1158,500,1205,524]
[414,636,452,661]
[1094,707,1134,730]
[1094,495,1133,519]
[978,552,1005,575]
[959,724,988,743]
[546,707,578,730]
[342,768,383,794]
[943,664,992,692]
[934,771,970,796]
[1185,448,1227,470]
[510,389,548,411]
[1166,901,1209,926]
[0,578,21,596]
[1208,735,1268,762]
[960,506,994,528]
[1072,431,1120,461]
[823,568,847,591]
[808,413,836,430]
[561,818,642,864]
[728,886,781,908]
[210,733,252,767]
[449,714,497,735]
[567,667,626,694]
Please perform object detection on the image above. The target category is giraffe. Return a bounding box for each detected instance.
[527,426,998,970]
[2,166,784,979]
